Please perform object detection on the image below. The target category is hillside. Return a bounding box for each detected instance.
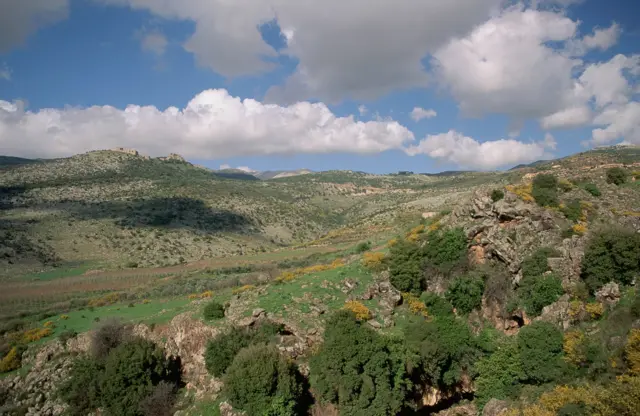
[0,146,640,416]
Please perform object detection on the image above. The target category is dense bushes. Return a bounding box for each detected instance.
[581,229,640,292]
[224,344,306,416]
[355,241,372,253]
[532,174,559,207]
[518,273,564,316]
[310,311,411,416]
[59,326,181,416]
[389,239,424,294]
[204,321,282,377]
[203,301,225,320]
[475,337,523,409]
[518,321,564,384]
[423,227,468,275]
[606,167,628,185]
[405,316,481,387]
[445,275,484,315]
[560,199,583,223]
[521,247,557,280]
[582,183,601,197]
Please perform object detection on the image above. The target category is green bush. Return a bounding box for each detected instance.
[606,167,628,185]
[420,292,454,317]
[519,273,564,316]
[389,239,424,294]
[423,227,468,275]
[310,311,410,416]
[405,316,480,387]
[91,319,129,360]
[445,276,484,315]
[491,189,505,202]
[475,337,524,409]
[582,183,601,197]
[521,247,557,280]
[58,358,103,415]
[560,199,582,223]
[224,344,305,416]
[203,301,225,321]
[204,322,283,377]
[355,241,372,253]
[532,174,559,207]
[581,229,640,292]
[517,321,564,384]
[100,339,181,416]
[58,329,78,344]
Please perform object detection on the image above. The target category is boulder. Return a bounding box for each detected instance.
[596,282,621,306]
[483,399,509,416]
[537,294,572,330]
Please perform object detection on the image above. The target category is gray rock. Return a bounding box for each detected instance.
[596,282,621,306]
[252,308,266,318]
[483,398,509,416]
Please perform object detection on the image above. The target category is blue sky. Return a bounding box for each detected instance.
[1,0,639,173]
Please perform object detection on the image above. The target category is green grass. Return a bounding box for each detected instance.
[20,262,98,281]
[38,297,193,339]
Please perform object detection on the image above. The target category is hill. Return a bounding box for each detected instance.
[1,145,640,416]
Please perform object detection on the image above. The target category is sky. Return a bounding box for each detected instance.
[0,0,639,174]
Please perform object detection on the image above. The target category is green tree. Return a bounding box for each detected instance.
[519,273,564,316]
[606,167,628,185]
[203,301,225,321]
[445,275,484,315]
[58,358,103,415]
[517,321,564,384]
[405,316,480,387]
[532,174,559,207]
[223,344,305,416]
[581,229,640,292]
[310,311,411,416]
[355,241,372,253]
[389,239,424,294]
[420,292,454,317]
[423,227,468,275]
[475,337,524,409]
[521,247,557,280]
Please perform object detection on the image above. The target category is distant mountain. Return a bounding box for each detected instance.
[0,156,39,168]
[509,160,549,170]
[213,169,260,181]
[254,169,313,180]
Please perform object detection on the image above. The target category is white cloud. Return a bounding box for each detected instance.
[582,23,620,51]
[219,164,256,173]
[219,164,231,170]
[358,105,368,116]
[405,130,553,170]
[579,54,640,109]
[0,89,415,159]
[540,106,591,129]
[591,102,640,146]
[139,30,168,56]
[99,0,502,102]
[410,107,437,122]
[432,6,581,120]
[0,0,69,52]
[0,63,11,81]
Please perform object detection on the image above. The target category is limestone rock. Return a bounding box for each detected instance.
[596,282,621,306]
[483,399,510,416]
[435,403,477,416]
[537,294,572,330]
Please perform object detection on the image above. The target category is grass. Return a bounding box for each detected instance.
[20,262,99,282]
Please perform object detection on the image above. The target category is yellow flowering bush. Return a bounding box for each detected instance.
[343,301,372,321]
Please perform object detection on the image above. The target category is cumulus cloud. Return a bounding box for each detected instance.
[540,106,592,130]
[219,164,256,173]
[410,107,437,122]
[582,23,620,51]
[99,0,502,102]
[0,89,415,159]
[591,102,640,146]
[0,0,69,52]
[405,130,554,170]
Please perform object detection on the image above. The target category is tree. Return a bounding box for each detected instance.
[581,229,640,292]
[355,241,372,253]
[532,174,559,207]
[58,358,103,415]
[475,337,524,409]
[423,227,468,275]
[606,167,628,185]
[389,239,424,294]
[224,344,305,416]
[445,275,484,315]
[420,292,454,317]
[310,311,411,416]
[521,247,557,280]
[203,301,225,321]
[91,318,129,360]
[519,273,564,316]
[100,339,181,416]
[518,321,564,384]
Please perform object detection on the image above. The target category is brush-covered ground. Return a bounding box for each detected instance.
[0,146,639,416]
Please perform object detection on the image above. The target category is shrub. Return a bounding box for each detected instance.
[420,292,454,317]
[582,183,601,197]
[563,330,587,367]
[404,292,429,317]
[355,241,372,253]
[100,339,181,416]
[91,319,129,360]
[572,223,587,235]
[204,322,282,377]
[445,276,484,315]
[389,239,424,294]
[561,199,583,223]
[532,174,559,207]
[310,311,410,416]
[58,357,103,415]
[405,316,480,387]
[362,251,386,271]
[59,329,78,344]
[343,301,371,321]
[606,167,628,185]
[0,346,21,373]
[506,183,534,203]
[203,301,225,321]
[626,329,640,375]
[518,321,564,384]
[581,229,640,292]
[475,337,524,409]
[491,189,505,202]
[139,381,178,416]
[519,273,564,316]
[521,247,557,279]
[224,344,305,416]
[585,302,604,320]
[423,227,468,275]
[558,179,574,192]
